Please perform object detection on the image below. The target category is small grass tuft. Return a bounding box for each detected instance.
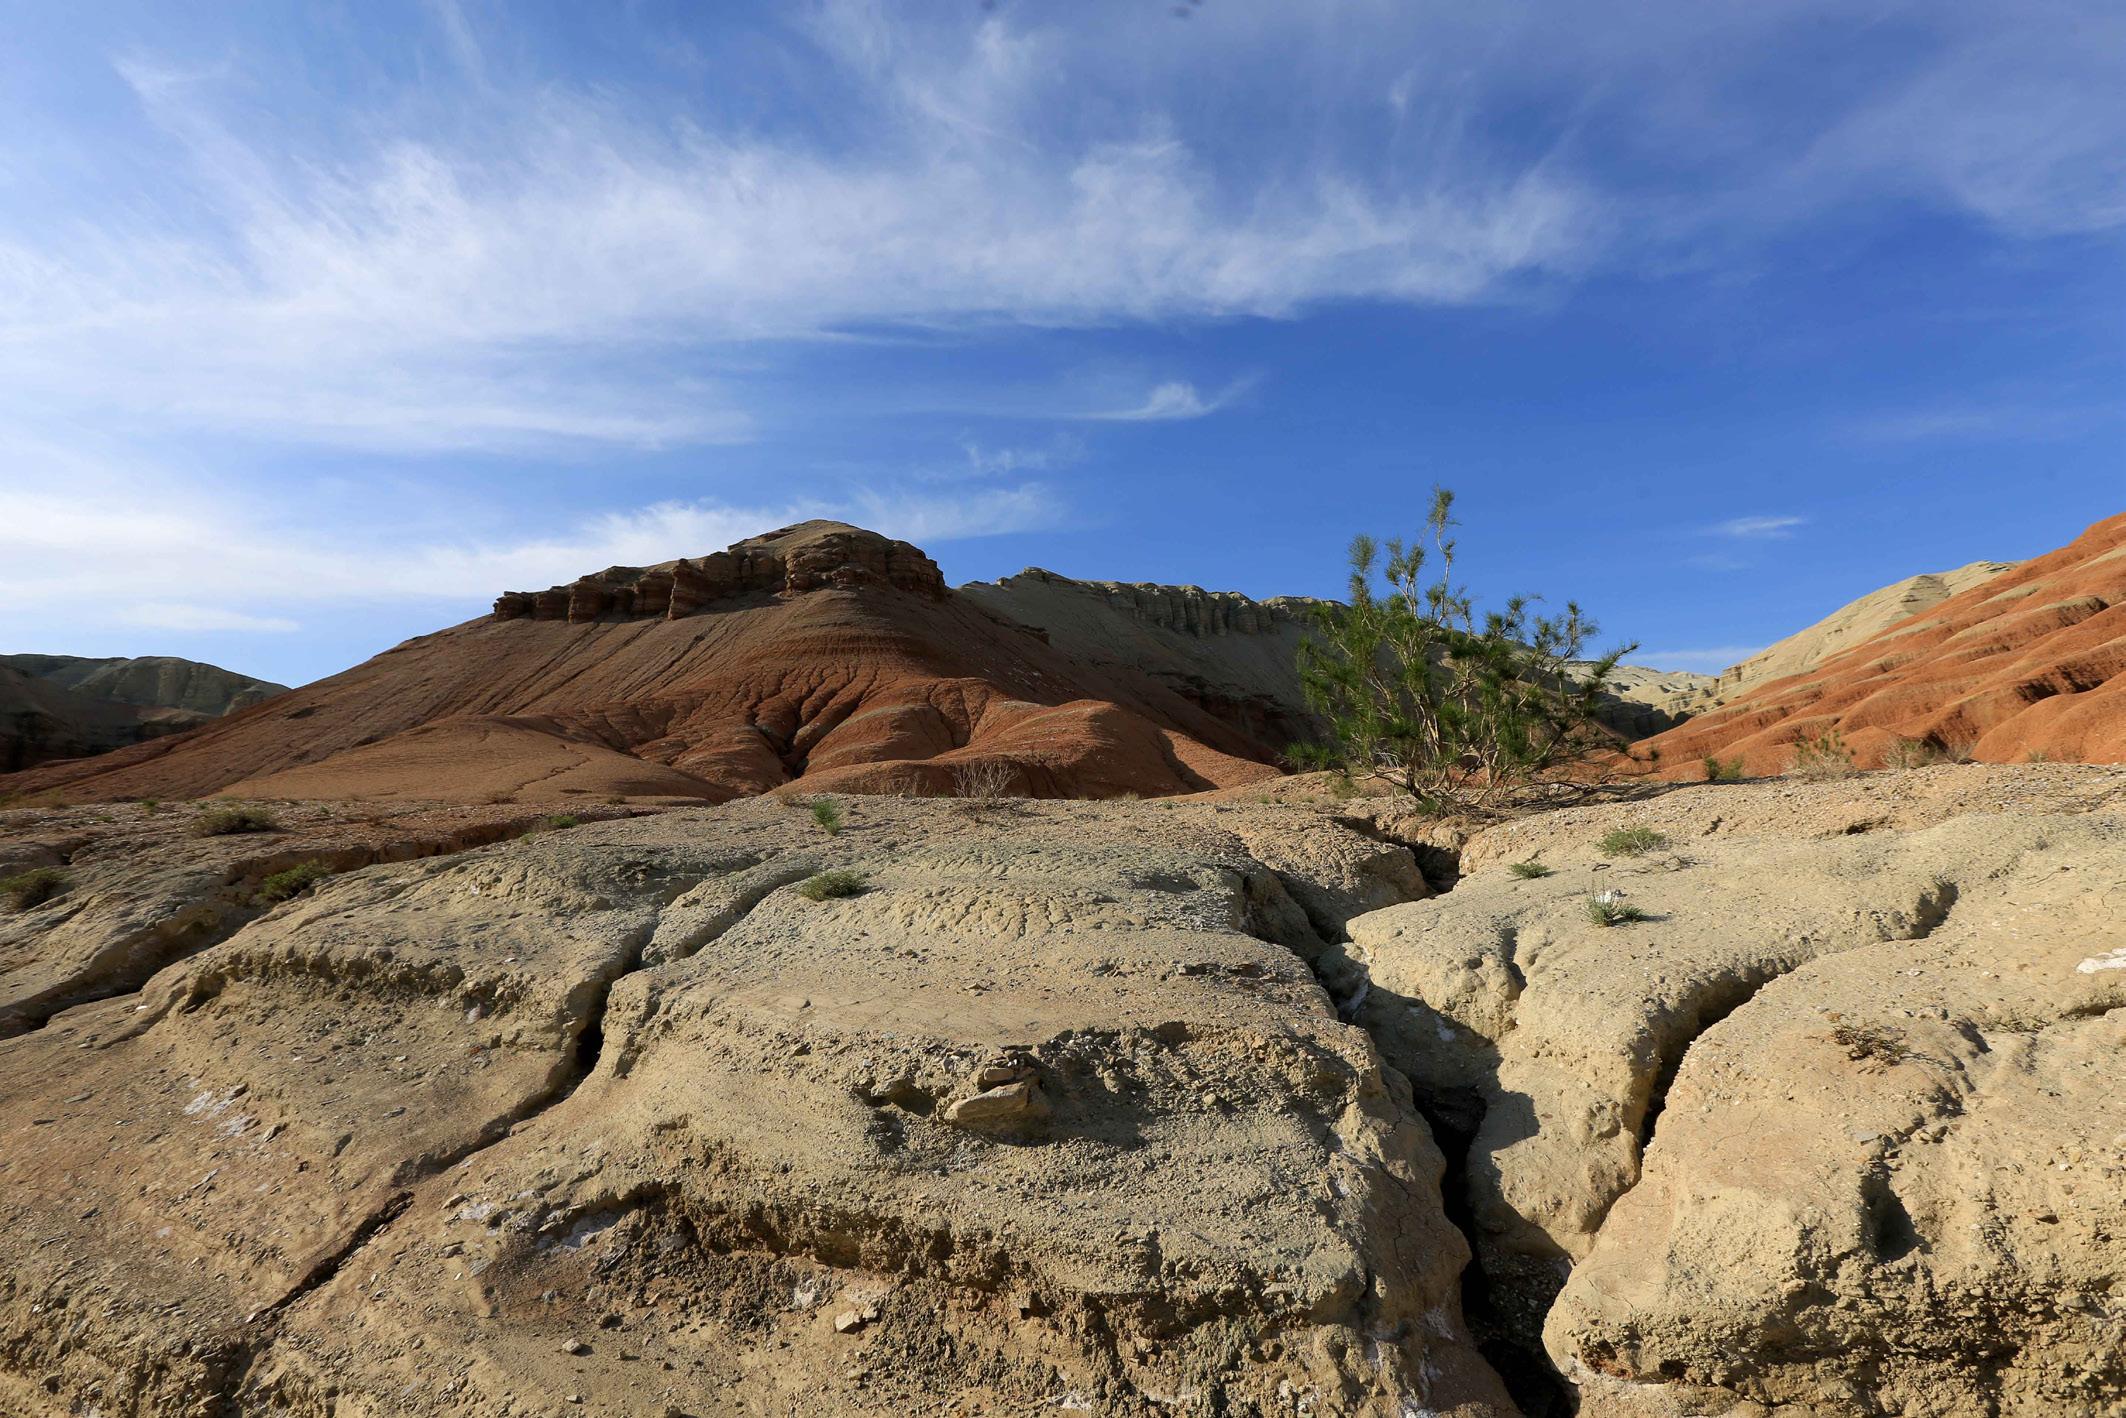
[795,868,867,902]
[256,860,332,905]
[1584,892,1650,927]
[1829,1022,1911,1069]
[1882,738,1942,771]
[1702,755,1746,783]
[1789,727,1860,780]
[1597,825,1668,857]
[1507,858,1553,879]
[810,798,844,835]
[539,814,580,831]
[193,805,280,837]
[2,866,68,911]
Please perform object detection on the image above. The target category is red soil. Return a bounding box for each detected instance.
[0,523,1281,806]
[1636,511,2126,776]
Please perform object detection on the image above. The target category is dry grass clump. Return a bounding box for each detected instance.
[256,860,332,905]
[1584,891,1649,927]
[2,867,68,911]
[1789,728,1860,780]
[951,759,1019,799]
[796,868,867,902]
[1597,825,1668,857]
[194,805,280,837]
[1508,858,1553,879]
[1882,738,1943,771]
[1702,755,1746,782]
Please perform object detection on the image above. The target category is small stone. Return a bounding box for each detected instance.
[834,1309,867,1334]
[561,1337,589,1356]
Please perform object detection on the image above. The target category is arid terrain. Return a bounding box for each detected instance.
[2,767,2121,1416]
[3,514,2124,1417]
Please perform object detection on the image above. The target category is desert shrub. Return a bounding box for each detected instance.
[1508,858,1553,879]
[795,868,867,902]
[1584,891,1649,927]
[1295,487,1633,813]
[810,798,843,835]
[539,814,580,831]
[138,797,164,814]
[1597,825,1668,857]
[2026,749,2053,764]
[256,860,331,905]
[1789,728,1859,780]
[193,805,280,837]
[951,759,1019,799]
[2,867,68,911]
[1881,738,1942,771]
[1830,1022,1911,1068]
[1702,755,1746,783]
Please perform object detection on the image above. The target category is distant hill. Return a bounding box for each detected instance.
[1,655,286,774]
[1636,512,2126,772]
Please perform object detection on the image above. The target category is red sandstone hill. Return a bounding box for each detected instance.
[1635,510,2126,775]
[0,522,1286,806]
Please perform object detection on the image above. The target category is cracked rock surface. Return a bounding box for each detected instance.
[3,771,2123,1417]
[0,798,1511,1417]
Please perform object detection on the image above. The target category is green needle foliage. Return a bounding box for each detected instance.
[1294,487,1632,814]
[1507,858,1553,879]
[811,798,844,835]
[1585,893,1651,927]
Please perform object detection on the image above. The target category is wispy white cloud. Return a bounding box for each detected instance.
[1080,380,1235,422]
[1707,514,1806,540]
[0,440,1059,635]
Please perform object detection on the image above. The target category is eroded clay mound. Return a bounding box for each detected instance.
[0,799,1513,1417]
[0,523,1281,807]
[1636,511,2126,773]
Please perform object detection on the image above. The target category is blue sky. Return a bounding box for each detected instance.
[1,0,2120,688]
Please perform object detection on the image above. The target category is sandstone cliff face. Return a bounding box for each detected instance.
[490,520,947,623]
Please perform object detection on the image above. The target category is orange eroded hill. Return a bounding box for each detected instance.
[0,522,1281,805]
[1635,510,2126,775]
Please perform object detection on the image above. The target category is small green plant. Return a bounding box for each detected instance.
[795,868,867,902]
[1882,738,1942,771]
[2026,749,2053,764]
[1508,858,1553,879]
[193,805,280,837]
[256,860,332,905]
[1597,825,1668,857]
[1702,755,1746,783]
[810,798,844,835]
[2,866,68,911]
[1789,727,1859,780]
[1584,892,1649,927]
[138,797,164,814]
[539,814,580,831]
